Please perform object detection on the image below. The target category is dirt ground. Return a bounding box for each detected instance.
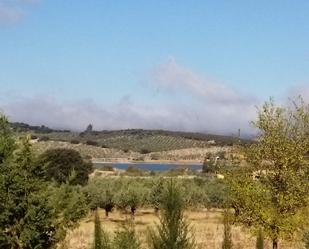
[61,209,302,249]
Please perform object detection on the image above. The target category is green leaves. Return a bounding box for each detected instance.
[228,98,309,248]
[148,180,196,249]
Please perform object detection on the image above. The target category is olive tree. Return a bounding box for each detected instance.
[228,98,309,249]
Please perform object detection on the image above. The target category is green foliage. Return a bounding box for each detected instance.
[37,148,93,185]
[222,210,233,249]
[149,177,165,212]
[48,181,88,241]
[0,114,88,249]
[148,180,196,249]
[84,178,117,216]
[202,156,219,174]
[256,229,264,249]
[115,180,148,216]
[0,115,15,163]
[303,231,309,249]
[112,221,140,249]
[0,126,55,248]
[228,98,309,248]
[93,210,111,249]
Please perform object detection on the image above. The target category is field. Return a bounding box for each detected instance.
[31,140,230,163]
[62,209,300,249]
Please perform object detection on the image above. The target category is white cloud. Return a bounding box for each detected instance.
[0,0,39,25]
[150,57,256,105]
[0,58,266,135]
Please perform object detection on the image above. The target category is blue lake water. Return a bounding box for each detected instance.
[94,162,202,171]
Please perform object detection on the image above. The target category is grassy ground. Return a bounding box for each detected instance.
[61,209,301,249]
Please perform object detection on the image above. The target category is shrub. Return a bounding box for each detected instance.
[304,231,309,249]
[38,136,50,141]
[101,165,114,171]
[140,148,151,154]
[113,222,140,249]
[30,134,38,140]
[93,210,111,249]
[148,180,196,249]
[37,148,93,185]
[86,140,99,146]
[70,139,80,144]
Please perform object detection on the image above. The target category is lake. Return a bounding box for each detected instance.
[94,162,202,171]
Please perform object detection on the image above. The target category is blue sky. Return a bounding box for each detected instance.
[0,0,308,133]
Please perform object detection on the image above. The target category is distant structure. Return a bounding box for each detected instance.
[85,124,93,133]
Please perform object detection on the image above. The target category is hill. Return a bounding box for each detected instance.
[11,122,250,153]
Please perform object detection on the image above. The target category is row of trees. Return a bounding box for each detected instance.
[84,177,228,218]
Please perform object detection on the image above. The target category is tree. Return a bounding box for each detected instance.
[149,177,165,213]
[228,98,309,249]
[0,122,55,248]
[37,148,93,185]
[93,210,111,249]
[0,115,88,248]
[85,178,116,217]
[148,180,196,249]
[222,210,233,249]
[86,124,93,133]
[112,221,140,249]
[115,181,147,217]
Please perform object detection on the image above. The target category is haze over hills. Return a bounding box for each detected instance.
[10,121,251,153]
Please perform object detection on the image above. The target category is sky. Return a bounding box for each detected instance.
[0,0,308,134]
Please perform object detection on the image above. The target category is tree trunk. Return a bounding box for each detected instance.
[273,239,278,249]
[105,209,109,218]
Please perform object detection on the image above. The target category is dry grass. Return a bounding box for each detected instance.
[62,209,302,249]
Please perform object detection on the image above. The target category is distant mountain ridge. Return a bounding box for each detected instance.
[11,122,252,152]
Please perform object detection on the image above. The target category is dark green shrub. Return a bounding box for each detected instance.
[86,140,99,146]
[140,148,151,154]
[37,148,93,185]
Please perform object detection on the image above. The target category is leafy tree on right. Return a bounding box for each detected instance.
[228,98,309,249]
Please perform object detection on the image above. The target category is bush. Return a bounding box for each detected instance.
[140,148,151,154]
[113,222,141,249]
[38,136,50,141]
[70,139,80,144]
[30,134,38,140]
[101,165,114,171]
[86,140,99,146]
[37,148,93,185]
[148,180,196,249]
[93,210,111,249]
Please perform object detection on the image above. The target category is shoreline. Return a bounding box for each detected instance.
[92,159,203,165]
